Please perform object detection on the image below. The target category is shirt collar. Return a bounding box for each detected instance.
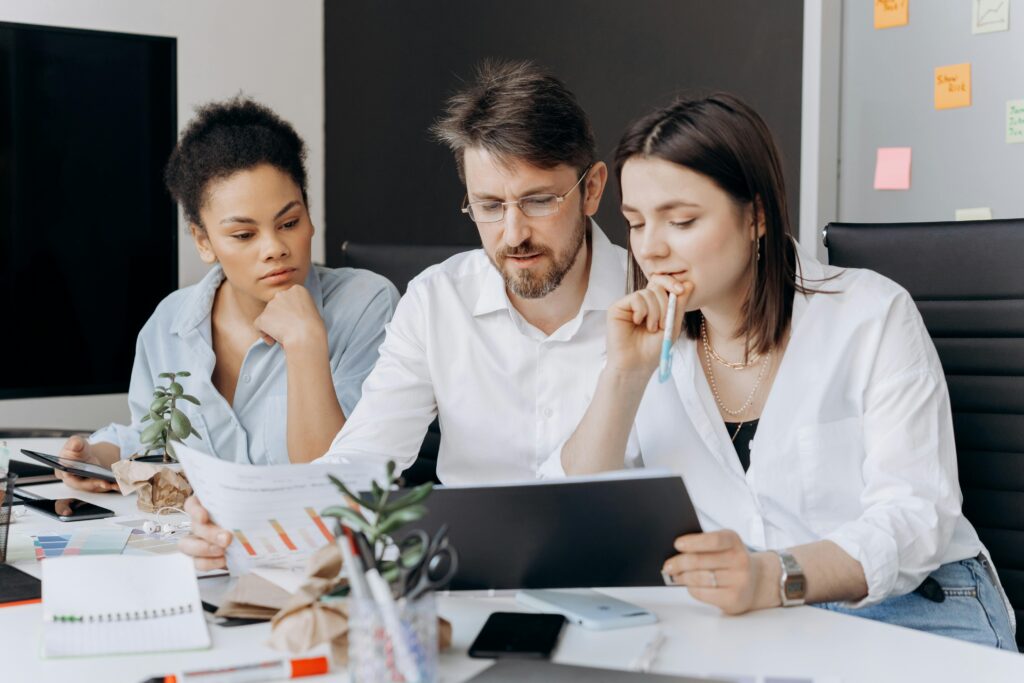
[171,264,325,336]
[472,220,624,317]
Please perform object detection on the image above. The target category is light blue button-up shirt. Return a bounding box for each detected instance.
[90,265,399,465]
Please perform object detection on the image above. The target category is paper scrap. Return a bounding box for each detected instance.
[955,207,994,221]
[1008,100,1024,144]
[873,147,912,190]
[935,63,972,110]
[875,0,909,29]
[972,0,1010,33]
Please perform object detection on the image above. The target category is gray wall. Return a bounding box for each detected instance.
[838,1,1024,223]
[324,0,804,255]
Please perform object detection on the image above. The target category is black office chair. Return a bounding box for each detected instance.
[824,219,1024,650]
[339,241,475,485]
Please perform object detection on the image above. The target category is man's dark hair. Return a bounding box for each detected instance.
[164,96,308,230]
[432,59,596,182]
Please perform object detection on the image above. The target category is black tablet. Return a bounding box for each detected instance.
[403,472,702,590]
[19,449,118,484]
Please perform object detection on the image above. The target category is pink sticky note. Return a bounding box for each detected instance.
[874,147,912,190]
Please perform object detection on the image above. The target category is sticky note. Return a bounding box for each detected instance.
[972,0,1010,34]
[1008,100,1024,144]
[935,63,971,110]
[875,0,909,29]
[874,147,912,190]
[955,207,993,221]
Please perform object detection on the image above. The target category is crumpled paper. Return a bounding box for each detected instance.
[111,460,192,513]
[215,572,293,620]
[268,542,453,665]
[269,543,351,663]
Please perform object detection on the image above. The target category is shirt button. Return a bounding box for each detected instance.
[242,374,251,383]
[543,408,554,418]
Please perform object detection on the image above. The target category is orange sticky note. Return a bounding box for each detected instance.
[935,63,971,110]
[874,0,909,29]
[874,147,912,190]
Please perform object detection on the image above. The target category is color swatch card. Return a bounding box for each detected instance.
[1008,100,1024,144]
[972,0,1010,34]
[874,147,912,190]
[935,63,971,110]
[874,0,909,29]
[32,526,132,560]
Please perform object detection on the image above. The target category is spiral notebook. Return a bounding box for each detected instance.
[41,553,211,657]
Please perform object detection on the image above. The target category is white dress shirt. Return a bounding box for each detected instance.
[318,223,627,484]
[542,242,998,609]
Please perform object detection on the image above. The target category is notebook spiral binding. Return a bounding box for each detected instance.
[46,603,194,623]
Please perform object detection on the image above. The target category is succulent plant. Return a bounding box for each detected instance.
[137,371,201,463]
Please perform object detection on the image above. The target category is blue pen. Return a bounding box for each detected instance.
[658,292,678,383]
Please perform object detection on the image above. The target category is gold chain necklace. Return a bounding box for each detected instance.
[701,318,761,370]
[704,336,772,418]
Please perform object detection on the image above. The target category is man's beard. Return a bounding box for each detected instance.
[492,214,588,299]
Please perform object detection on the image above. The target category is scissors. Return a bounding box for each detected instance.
[395,524,458,601]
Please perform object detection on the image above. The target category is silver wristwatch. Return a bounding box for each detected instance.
[776,550,806,607]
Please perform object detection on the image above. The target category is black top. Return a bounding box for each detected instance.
[724,419,760,472]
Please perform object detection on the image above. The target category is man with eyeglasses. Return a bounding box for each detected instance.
[316,58,626,485]
[181,58,626,570]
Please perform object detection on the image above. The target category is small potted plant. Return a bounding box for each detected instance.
[137,371,202,463]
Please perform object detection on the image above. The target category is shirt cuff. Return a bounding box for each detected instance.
[825,522,900,608]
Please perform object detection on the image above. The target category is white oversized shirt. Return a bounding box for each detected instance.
[541,243,994,609]
[318,223,627,484]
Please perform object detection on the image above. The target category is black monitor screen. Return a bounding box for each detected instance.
[0,23,176,399]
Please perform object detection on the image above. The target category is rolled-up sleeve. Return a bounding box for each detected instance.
[317,282,437,473]
[330,281,400,418]
[537,423,644,479]
[825,293,961,607]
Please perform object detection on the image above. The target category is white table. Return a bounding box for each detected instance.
[3,439,1022,682]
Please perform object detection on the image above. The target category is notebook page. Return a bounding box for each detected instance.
[41,553,210,657]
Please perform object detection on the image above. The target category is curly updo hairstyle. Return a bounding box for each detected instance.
[164,96,308,231]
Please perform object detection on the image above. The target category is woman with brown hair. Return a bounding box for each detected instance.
[545,94,1016,649]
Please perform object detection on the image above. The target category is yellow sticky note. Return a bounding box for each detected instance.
[875,0,909,29]
[935,63,971,110]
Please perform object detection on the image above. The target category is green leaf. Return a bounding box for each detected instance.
[371,479,384,501]
[327,474,380,513]
[377,504,428,536]
[381,482,434,514]
[190,427,202,440]
[140,419,166,444]
[177,371,191,377]
[141,414,152,423]
[180,394,200,405]
[158,372,173,379]
[170,410,193,440]
[321,506,373,537]
[386,460,396,478]
[169,382,183,397]
[150,396,170,413]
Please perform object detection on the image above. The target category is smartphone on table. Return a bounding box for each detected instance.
[468,612,567,659]
[18,496,115,521]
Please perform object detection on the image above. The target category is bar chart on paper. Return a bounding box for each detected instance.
[229,507,337,570]
[174,441,386,575]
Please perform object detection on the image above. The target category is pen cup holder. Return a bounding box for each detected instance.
[347,592,439,683]
[0,472,16,563]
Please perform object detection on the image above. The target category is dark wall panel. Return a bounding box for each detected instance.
[324,0,803,259]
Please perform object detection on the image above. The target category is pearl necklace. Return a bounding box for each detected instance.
[701,318,762,370]
[702,321,772,418]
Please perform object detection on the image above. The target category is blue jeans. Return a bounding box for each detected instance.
[816,557,1017,651]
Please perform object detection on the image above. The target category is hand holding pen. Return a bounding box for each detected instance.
[605,275,692,378]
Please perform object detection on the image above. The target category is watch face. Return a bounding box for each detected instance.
[785,577,806,598]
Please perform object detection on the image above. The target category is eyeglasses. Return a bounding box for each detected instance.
[461,165,593,224]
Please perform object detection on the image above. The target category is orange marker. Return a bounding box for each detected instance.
[143,656,328,683]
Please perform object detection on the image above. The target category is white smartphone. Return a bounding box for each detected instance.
[515,589,658,630]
